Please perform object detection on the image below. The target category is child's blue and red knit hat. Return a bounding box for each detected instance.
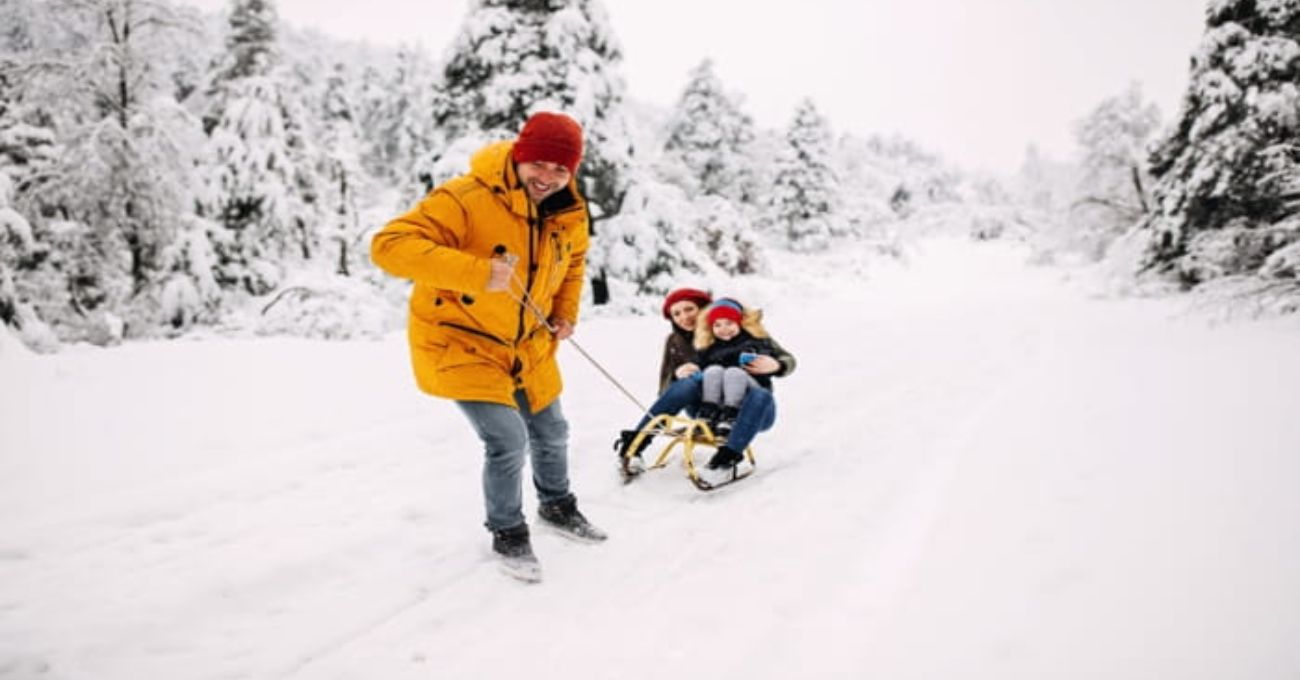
[706,298,744,326]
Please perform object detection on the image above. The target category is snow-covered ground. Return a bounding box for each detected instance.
[2,237,1298,680]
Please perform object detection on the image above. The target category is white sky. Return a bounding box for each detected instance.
[177,0,1208,175]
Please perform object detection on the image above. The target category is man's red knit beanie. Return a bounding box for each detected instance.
[512,112,584,174]
[661,287,712,319]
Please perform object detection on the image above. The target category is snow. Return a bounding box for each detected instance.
[2,237,1299,679]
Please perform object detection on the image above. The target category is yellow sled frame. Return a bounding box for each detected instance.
[621,413,756,491]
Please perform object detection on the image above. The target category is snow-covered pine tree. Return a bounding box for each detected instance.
[1,37,53,346]
[204,0,318,294]
[830,134,906,240]
[693,195,764,275]
[0,168,35,339]
[663,59,757,203]
[2,12,58,347]
[639,59,764,275]
[360,46,434,194]
[204,0,277,131]
[769,98,839,252]
[318,63,365,276]
[1143,0,1300,284]
[592,170,706,296]
[429,0,633,302]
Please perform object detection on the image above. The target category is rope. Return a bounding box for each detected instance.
[498,255,651,416]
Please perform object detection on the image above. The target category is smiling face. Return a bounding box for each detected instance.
[516,160,571,204]
[711,317,740,340]
[668,300,702,332]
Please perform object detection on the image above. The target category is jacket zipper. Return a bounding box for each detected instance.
[516,201,539,342]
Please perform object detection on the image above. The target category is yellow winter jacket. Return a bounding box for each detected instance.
[371,141,589,413]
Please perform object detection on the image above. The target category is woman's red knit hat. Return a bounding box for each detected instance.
[512,112,584,174]
[661,287,712,319]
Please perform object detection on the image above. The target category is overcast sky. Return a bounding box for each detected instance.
[177,0,1208,175]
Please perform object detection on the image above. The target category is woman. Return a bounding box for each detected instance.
[657,287,713,392]
[616,290,796,472]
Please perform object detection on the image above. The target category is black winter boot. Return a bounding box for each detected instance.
[696,401,720,424]
[538,495,608,543]
[613,429,654,460]
[706,445,744,470]
[492,523,541,582]
[713,405,740,439]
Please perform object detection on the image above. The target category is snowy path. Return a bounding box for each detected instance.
[2,238,1298,679]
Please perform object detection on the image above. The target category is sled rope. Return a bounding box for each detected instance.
[499,256,651,415]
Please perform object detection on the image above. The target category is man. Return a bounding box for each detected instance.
[371,111,605,583]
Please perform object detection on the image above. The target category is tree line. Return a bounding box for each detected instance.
[2,0,1296,351]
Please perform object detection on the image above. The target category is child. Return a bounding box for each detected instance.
[693,298,780,442]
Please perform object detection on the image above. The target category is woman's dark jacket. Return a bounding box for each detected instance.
[658,327,697,394]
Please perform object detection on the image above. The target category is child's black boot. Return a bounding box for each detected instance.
[706,445,744,470]
[713,405,739,439]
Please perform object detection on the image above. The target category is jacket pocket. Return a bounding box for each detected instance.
[520,323,557,372]
[435,342,491,372]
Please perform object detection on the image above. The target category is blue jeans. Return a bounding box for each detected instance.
[635,377,777,451]
[457,391,571,532]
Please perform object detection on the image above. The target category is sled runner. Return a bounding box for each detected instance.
[620,413,755,491]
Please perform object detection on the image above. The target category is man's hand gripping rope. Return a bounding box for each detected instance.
[489,247,651,418]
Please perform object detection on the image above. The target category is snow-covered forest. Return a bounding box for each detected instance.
[3,1,1300,677]
[3,0,1295,354]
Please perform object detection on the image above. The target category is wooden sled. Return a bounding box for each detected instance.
[620,413,756,491]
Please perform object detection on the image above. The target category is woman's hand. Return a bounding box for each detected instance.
[674,362,701,379]
[744,355,781,375]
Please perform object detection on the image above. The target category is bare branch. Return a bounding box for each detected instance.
[261,286,313,315]
[1069,196,1145,220]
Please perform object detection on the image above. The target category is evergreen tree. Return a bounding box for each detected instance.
[593,170,705,295]
[360,46,434,191]
[205,0,277,130]
[318,63,365,276]
[663,59,757,202]
[203,0,319,294]
[1143,0,1300,282]
[693,195,764,275]
[0,170,33,336]
[2,14,60,346]
[430,0,631,205]
[769,98,839,252]
[429,0,633,302]
[2,0,443,344]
